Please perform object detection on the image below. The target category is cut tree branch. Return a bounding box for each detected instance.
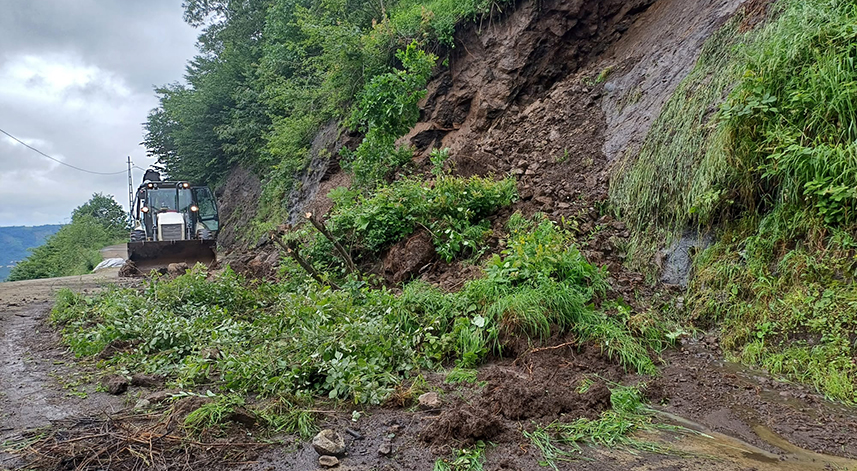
[305,212,361,280]
[271,233,340,290]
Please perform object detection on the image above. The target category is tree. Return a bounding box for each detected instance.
[72,193,128,237]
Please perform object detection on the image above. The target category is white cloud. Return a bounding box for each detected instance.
[0,1,198,227]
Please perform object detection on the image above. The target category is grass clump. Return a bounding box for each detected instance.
[686,208,857,403]
[182,392,246,434]
[608,14,746,267]
[525,385,680,469]
[433,441,486,471]
[612,0,857,261]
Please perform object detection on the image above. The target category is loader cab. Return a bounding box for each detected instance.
[132,181,219,242]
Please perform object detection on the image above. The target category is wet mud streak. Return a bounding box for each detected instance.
[0,275,126,470]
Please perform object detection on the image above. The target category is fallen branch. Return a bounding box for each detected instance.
[305,212,361,280]
[271,233,340,290]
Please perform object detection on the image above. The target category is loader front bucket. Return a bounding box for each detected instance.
[126,240,216,274]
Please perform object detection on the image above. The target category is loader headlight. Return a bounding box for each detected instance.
[141,206,150,213]
[190,205,199,212]
[146,183,154,189]
[181,182,190,188]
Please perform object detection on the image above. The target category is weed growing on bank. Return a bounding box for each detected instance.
[610,0,857,401]
[52,215,660,413]
[525,385,683,468]
[687,208,857,403]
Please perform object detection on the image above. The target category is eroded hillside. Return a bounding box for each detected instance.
[5,0,857,469]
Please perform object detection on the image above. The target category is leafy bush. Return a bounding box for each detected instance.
[722,0,857,225]
[345,42,437,187]
[306,172,517,267]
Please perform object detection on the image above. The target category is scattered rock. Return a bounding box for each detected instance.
[167,262,189,277]
[102,374,128,395]
[134,399,151,410]
[318,455,340,468]
[377,439,393,456]
[130,373,164,388]
[418,392,441,409]
[312,429,346,457]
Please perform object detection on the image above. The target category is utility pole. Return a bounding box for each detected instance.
[127,156,133,226]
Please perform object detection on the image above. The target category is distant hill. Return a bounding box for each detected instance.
[0,225,62,281]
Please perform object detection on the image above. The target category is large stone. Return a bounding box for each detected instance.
[418,392,441,409]
[659,230,714,287]
[312,429,346,457]
[318,455,340,468]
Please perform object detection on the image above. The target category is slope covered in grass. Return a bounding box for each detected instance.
[611,0,857,402]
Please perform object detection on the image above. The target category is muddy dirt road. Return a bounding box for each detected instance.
[0,268,133,470]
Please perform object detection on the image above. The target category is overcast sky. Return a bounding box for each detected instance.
[0,1,198,226]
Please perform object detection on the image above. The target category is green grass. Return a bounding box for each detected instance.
[433,441,486,471]
[687,208,857,403]
[608,13,747,269]
[524,385,683,469]
[608,0,857,403]
[183,393,247,434]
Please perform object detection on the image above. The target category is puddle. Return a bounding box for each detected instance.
[654,409,857,471]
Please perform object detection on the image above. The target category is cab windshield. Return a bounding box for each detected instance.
[147,189,178,211]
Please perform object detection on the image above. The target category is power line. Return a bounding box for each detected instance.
[0,126,128,176]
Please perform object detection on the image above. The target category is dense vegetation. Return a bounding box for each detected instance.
[8,194,127,281]
[0,225,60,281]
[144,0,512,231]
[611,0,857,402]
[52,213,663,420]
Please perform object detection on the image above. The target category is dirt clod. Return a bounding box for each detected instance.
[102,374,129,395]
[377,439,393,456]
[130,373,164,388]
[167,262,189,277]
[383,229,436,284]
[318,455,340,468]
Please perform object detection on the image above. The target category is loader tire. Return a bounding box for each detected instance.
[197,228,213,240]
[130,230,146,242]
